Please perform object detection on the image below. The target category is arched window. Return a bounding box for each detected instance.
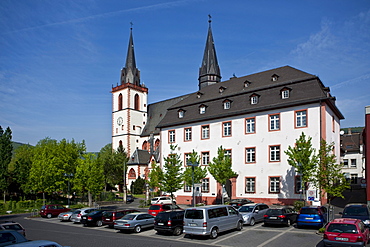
[134,94,140,111]
[142,141,148,151]
[118,94,123,110]
[128,168,136,179]
[119,140,123,147]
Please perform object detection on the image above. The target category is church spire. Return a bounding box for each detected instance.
[198,15,221,90]
[121,23,141,86]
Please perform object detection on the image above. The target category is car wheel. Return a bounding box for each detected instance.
[236,221,243,231]
[134,225,141,233]
[173,226,182,236]
[210,227,218,239]
[249,218,255,226]
[286,219,292,227]
[83,223,88,227]
[46,213,52,219]
[96,220,102,227]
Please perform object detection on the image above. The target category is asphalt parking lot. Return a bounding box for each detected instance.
[28,216,324,247]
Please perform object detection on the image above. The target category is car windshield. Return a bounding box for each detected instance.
[327,223,358,234]
[155,213,169,220]
[89,210,102,215]
[267,209,283,215]
[344,207,369,216]
[300,208,319,215]
[149,205,160,210]
[122,214,136,220]
[103,212,113,217]
[238,206,254,212]
[185,210,204,219]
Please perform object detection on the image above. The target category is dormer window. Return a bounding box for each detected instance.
[250,94,259,105]
[197,92,203,98]
[272,74,279,82]
[223,99,232,109]
[280,87,291,99]
[178,109,185,118]
[219,86,227,93]
[244,80,251,88]
[199,105,207,114]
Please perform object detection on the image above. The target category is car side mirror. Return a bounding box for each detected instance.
[254,210,259,213]
[339,212,343,215]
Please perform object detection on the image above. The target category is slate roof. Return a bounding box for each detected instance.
[127,149,152,165]
[341,132,363,154]
[157,65,344,128]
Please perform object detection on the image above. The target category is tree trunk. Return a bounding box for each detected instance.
[88,191,92,207]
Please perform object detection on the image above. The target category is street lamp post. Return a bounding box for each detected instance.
[64,173,74,207]
[188,162,199,207]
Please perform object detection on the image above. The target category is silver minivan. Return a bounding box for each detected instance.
[183,205,243,239]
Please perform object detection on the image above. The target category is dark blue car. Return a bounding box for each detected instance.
[341,203,370,227]
[296,206,327,228]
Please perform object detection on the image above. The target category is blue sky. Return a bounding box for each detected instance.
[1,0,369,152]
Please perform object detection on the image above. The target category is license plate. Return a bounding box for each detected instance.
[335,237,349,241]
[158,223,164,225]
[189,223,197,226]
[305,217,313,220]
[269,217,277,219]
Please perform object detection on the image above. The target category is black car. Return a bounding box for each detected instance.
[340,203,370,227]
[229,198,254,209]
[80,209,106,227]
[127,195,134,203]
[263,207,297,226]
[154,209,185,236]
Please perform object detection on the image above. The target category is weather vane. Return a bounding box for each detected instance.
[130,22,133,30]
[208,14,212,23]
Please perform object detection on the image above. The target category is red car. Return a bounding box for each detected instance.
[323,218,370,247]
[148,204,181,216]
[40,204,70,218]
[102,209,139,228]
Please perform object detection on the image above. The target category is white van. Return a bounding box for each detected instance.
[183,205,243,239]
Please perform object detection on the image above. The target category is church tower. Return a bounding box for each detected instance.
[112,26,148,156]
[198,16,221,90]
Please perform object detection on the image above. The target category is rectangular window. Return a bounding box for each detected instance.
[282,90,289,99]
[224,101,231,109]
[296,110,307,128]
[184,127,192,142]
[251,96,258,105]
[184,183,192,192]
[201,125,210,140]
[201,178,210,193]
[223,121,232,137]
[245,147,256,163]
[295,175,302,194]
[200,106,206,114]
[184,153,191,166]
[269,145,280,162]
[245,177,255,193]
[351,174,358,184]
[269,177,280,193]
[343,159,349,167]
[351,159,357,168]
[178,111,184,118]
[224,149,232,160]
[245,117,255,134]
[169,130,175,143]
[269,114,280,131]
[201,152,210,165]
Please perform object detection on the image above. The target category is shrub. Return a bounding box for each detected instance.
[294,200,305,212]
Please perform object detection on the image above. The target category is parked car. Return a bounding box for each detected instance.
[6,239,66,247]
[81,209,106,227]
[126,195,134,203]
[114,212,155,233]
[39,204,70,219]
[340,203,370,227]
[148,204,181,216]
[58,208,80,222]
[0,230,28,246]
[263,207,297,226]
[70,207,98,223]
[150,196,176,205]
[296,206,327,228]
[102,209,139,228]
[0,221,26,236]
[183,205,243,239]
[229,199,254,209]
[238,203,269,226]
[154,209,185,236]
[323,218,370,247]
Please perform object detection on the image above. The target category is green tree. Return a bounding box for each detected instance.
[208,146,237,204]
[9,144,34,195]
[284,132,317,201]
[74,153,104,206]
[131,176,146,194]
[0,126,12,203]
[160,145,183,202]
[313,139,349,206]
[147,160,164,193]
[183,150,207,189]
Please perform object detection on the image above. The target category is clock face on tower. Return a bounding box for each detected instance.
[117,117,123,126]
